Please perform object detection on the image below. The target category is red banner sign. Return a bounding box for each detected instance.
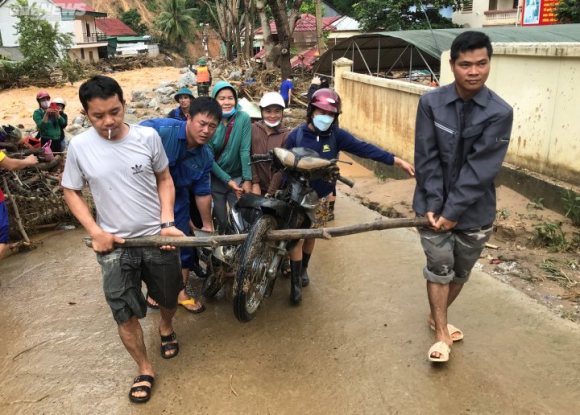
[522,0,560,26]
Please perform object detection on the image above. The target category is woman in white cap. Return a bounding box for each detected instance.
[250,91,290,197]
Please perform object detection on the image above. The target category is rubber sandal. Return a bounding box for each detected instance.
[429,323,464,342]
[146,293,159,310]
[129,374,154,403]
[178,298,206,314]
[428,341,451,363]
[160,331,179,359]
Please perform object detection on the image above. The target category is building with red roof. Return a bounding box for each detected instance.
[96,18,138,37]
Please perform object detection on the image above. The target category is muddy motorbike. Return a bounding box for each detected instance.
[232,147,354,322]
[198,194,265,298]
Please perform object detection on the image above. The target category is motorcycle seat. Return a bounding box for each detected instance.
[274,148,331,171]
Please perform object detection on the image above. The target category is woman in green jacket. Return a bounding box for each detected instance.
[208,81,252,234]
[33,91,67,153]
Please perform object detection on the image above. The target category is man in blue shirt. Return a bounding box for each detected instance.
[279,76,294,107]
[140,97,222,314]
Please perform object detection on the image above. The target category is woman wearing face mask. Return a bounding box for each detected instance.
[33,91,67,153]
[251,92,290,197]
[284,88,416,304]
[208,81,252,234]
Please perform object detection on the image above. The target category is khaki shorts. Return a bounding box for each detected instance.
[419,225,492,284]
[97,247,182,324]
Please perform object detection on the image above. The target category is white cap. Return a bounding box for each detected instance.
[53,97,66,106]
[259,92,285,109]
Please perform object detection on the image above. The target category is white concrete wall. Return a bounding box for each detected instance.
[335,43,580,185]
[0,0,62,47]
[67,46,100,62]
[441,43,580,184]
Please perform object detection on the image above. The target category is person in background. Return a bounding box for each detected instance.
[285,88,415,304]
[191,58,212,97]
[208,81,252,234]
[53,97,68,152]
[279,76,294,107]
[0,152,39,262]
[167,88,195,122]
[33,91,66,153]
[413,31,513,363]
[306,75,330,101]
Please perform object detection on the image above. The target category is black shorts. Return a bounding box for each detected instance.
[97,247,182,324]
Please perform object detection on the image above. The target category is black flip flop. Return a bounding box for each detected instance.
[129,374,155,403]
[160,332,179,359]
[146,293,159,310]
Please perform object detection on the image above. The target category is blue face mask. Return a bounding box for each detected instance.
[312,114,334,132]
[223,107,237,118]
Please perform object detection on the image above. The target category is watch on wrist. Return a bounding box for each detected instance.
[160,221,176,229]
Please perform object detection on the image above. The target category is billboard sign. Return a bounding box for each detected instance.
[522,0,559,26]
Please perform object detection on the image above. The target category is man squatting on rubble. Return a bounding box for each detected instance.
[413,31,513,363]
[62,75,185,404]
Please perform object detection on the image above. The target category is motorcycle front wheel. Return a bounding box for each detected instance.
[233,214,278,322]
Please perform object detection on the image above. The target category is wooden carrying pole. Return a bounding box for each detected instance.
[82,217,431,248]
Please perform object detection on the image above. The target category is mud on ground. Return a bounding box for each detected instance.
[338,156,580,323]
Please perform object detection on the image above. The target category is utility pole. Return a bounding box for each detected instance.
[315,0,326,56]
[203,23,209,57]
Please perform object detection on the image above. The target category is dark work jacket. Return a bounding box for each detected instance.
[167,107,187,121]
[412,83,513,230]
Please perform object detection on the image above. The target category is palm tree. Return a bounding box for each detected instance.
[155,0,196,46]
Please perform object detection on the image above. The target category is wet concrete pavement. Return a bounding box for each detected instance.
[1,194,579,414]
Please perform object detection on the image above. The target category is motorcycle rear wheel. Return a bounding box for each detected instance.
[233,214,278,322]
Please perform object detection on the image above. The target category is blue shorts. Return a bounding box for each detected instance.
[0,201,9,244]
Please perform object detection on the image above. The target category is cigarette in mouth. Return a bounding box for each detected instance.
[108,129,111,140]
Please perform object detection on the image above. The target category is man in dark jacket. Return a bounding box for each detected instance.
[413,31,513,363]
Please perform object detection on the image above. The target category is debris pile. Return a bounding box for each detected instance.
[0,139,76,249]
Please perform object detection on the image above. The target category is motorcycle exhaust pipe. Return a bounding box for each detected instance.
[268,241,288,278]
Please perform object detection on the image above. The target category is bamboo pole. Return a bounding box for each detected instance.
[82,217,430,248]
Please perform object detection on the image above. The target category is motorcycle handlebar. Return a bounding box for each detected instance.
[337,175,355,188]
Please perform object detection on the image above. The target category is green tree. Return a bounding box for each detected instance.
[120,8,149,35]
[300,0,319,14]
[556,0,580,23]
[155,0,197,46]
[330,0,358,14]
[10,0,73,77]
[353,0,459,32]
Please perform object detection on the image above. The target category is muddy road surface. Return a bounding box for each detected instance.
[1,195,579,414]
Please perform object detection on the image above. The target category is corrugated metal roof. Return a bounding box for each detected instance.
[315,24,580,76]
